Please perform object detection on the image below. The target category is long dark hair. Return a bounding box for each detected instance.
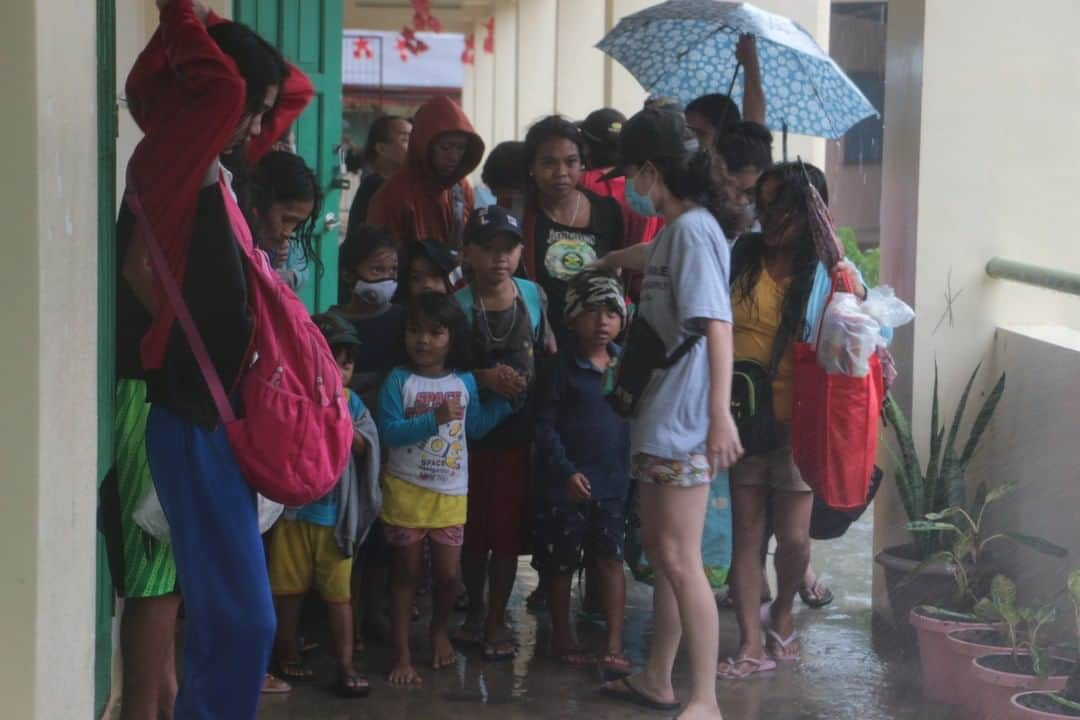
[364,115,408,166]
[404,292,473,372]
[649,149,741,237]
[731,162,830,357]
[240,150,323,274]
[207,22,288,116]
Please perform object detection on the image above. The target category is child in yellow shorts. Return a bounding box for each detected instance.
[268,314,378,698]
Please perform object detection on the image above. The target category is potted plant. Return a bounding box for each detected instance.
[945,576,1026,716]
[876,363,1005,627]
[1010,570,1080,719]
[903,478,1067,706]
[969,584,1076,720]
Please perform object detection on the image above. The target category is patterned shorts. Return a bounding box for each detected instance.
[382,523,465,548]
[631,452,712,488]
[531,497,627,577]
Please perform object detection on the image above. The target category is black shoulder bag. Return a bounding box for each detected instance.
[605,313,700,419]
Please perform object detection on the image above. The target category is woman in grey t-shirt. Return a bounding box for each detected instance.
[596,109,743,719]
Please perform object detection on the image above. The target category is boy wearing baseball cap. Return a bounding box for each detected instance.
[452,205,551,660]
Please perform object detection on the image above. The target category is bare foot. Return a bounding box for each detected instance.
[431,631,458,670]
[601,672,676,707]
[388,658,422,687]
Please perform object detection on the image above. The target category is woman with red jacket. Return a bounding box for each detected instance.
[118,1,313,716]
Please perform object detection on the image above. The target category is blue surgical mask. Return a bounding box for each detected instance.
[625,168,660,217]
[353,278,398,306]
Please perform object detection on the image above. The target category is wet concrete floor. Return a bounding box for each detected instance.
[256,511,951,719]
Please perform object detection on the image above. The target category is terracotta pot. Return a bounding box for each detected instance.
[876,544,958,630]
[909,607,1000,705]
[971,653,1076,720]
[1009,691,1080,720]
[946,628,1011,719]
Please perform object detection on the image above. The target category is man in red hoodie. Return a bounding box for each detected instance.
[368,96,485,250]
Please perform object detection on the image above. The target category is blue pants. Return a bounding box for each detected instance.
[147,406,275,720]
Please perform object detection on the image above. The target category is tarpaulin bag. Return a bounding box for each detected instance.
[605,314,699,418]
[128,182,353,507]
[791,269,885,511]
[810,465,883,540]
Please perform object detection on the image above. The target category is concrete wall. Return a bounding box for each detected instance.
[825,8,885,248]
[874,0,1080,617]
[0,0,100,716]
[986,327,1080,616]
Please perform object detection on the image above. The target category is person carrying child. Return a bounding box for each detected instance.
[378,292,512,686]
[452,205,549,661]
[267,313,380,697]
[532,270,631,674]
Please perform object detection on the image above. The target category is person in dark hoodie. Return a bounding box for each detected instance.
[368,96,485,250]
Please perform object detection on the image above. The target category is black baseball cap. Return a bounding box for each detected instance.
[464,205,524,246]
[578,108,626,150]
[312,313,362,349]
[607,108,700,179]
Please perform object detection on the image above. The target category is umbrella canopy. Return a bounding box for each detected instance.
[596,0,878,138]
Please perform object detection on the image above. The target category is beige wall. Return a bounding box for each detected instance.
[0,0,100,717]
[874,0,1080,618]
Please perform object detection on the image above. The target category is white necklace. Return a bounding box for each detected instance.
[477,286,518,343]
[545,191,583,227]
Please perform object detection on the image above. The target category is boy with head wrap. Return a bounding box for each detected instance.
[531,271,632,673]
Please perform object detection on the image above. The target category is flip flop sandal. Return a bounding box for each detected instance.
[598,654,632,675]
[274,659,314,682]
[766,629,801,662]
[599,677,681,712]
[260,674,292,694]
[450,625,484,647]
[482,639,516,662]
[336,670,371,698]
[555,651,594,667]
[798,582,835,609]
[716,656,778,680]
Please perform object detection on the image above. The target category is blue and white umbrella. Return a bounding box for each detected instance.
[596,0,878,138]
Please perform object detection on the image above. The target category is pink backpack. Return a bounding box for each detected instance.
[128,175,352,507]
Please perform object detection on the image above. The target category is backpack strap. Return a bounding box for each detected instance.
[512,278,543,340]
[126,185,236,425]
[453,285,476,329]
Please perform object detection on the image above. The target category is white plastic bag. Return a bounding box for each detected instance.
[861,286,915,329]
[815,292,883,377]
[132,484,284,542]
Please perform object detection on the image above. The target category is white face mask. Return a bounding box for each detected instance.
[352,278,398,306]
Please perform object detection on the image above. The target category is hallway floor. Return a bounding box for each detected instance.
[257,512,950,720]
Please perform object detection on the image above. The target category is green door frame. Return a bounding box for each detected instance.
[95,0,117,715]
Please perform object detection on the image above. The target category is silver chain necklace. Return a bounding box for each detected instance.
[477,287,518,344]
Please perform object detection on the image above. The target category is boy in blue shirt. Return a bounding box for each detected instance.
[268,313,380,698]
[532,271,631,674]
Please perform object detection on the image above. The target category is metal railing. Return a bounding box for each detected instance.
[985,257,1080,297]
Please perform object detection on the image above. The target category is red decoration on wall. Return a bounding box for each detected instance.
[483,17,495,54]
[461,32,476,65]
[396,26,430,63]
[352,37,374,60]
[411,0,443,33]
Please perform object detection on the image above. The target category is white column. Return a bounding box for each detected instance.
[515,0,558,136]
[605,0,652,115]
[471,15,496,181]
[0,0,99,716]
[554,0,606,120]
[491,0,518,144]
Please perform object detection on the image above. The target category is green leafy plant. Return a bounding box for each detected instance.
[1050,570,1080,711]
[905,478,1067,612]
[974,575,1058,677]
[837,226,880,286]
[885,362,1006,559]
